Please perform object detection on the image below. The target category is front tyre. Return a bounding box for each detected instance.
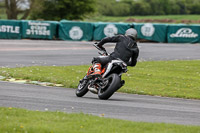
[98,74,121,100]
[76,80,89,97]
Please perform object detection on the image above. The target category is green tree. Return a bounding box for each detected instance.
[132,1,152,15]
[4,0,35,19]
[112,2,131,16]
[141,0,171,15]
[168,0,180,14]
[30,0,95,21]
[97,0,114,16]
[185,0,200,14]
[176,0,190,14]
[95,0,200,16]
[97,0,131,16]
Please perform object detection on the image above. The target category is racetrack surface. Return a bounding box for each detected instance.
[0,40,200,67]
[0,40,200,125]
[1,81,200,125]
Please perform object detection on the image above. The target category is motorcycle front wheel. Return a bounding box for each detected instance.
[98,74,121,100]
[76,79,89,97]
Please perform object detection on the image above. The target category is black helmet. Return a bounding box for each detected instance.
[125,28,137,39]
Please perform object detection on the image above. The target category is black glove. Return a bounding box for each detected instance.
[99,46,106,51]
[95,42,106,51]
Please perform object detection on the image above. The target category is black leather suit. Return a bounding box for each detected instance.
[92,35,139,67]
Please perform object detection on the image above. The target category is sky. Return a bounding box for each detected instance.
[17,0,30,10]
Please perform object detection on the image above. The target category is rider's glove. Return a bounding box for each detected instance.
[98,44,106,51]
[95,42,106,51]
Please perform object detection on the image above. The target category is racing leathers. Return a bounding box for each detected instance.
[92,35,139,67]
[91,34,139,77]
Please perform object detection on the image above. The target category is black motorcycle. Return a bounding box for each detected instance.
[75,43,127,100]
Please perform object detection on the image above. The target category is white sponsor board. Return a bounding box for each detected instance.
[0,25,20,33]
[69,26,83,40]
[104,24,118,37]
[141,23,155,37]
[26,21,50,36]
[170,28,198,38]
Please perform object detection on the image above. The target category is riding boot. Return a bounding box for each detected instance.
[91,63,102,78]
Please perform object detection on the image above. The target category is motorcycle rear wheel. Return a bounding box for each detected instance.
[98,74,121,100]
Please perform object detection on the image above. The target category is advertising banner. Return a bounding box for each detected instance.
[167,24,200,43]
[22,20,58,39]
[93,22,132,41]
[59,20,94,41]
[0,20,21,39]
[133,23,168,42]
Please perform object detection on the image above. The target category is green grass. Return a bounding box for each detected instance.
[85,15,200,23]
[0,107,200,133]
[0,60,200,99]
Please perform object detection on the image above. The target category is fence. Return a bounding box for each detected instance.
[21,20,58,40]
[0,19,199,43]
[59,20,93,41]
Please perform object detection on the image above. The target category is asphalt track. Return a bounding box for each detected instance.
[0,40,200,125]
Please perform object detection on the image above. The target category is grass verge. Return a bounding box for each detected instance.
[0,60,200,99]
[1,107,200,133]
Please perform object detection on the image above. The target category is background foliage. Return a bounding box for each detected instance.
[0,0,200,20]
[29,0,96,21]
[97,0,200,16]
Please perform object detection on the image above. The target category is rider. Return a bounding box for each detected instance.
[91,28,139,77]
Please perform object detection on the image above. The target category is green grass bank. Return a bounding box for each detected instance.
[85,15,200,23]
[0,60,199,99]
[0,107,200,133]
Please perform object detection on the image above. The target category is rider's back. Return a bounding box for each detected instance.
[109,35,139,64]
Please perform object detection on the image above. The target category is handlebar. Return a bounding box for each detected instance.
[93,43,108,56]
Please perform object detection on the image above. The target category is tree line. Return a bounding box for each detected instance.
[1,0,95,20]
[1,0,200,20]
[97,0,200,16]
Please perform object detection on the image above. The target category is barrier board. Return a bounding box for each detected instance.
[59,20,94,41]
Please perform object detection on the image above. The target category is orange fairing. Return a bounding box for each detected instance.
[87,66,94,76]
[101,68,106,75]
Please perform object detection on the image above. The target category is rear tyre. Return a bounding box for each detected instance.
[98,74,121,100]
[76,80,89,97]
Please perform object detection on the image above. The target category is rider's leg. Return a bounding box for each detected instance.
[91,56,112,77]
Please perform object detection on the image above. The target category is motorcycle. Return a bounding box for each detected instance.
[75,43,128,100]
